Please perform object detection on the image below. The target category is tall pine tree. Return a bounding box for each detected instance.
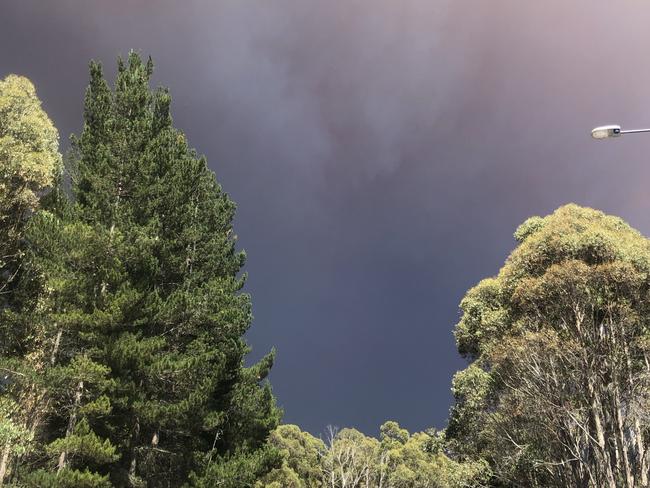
[71,53,280,486]
[12,186,120,487]
[9,53,280,487]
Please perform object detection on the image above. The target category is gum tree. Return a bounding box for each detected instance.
[0,74,61,484]
[448,204,650,487]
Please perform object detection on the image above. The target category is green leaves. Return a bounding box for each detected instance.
[0,75,61,226]
[0,398,32,456]
[45,418,119,465]
[192,446,282,488]
[449,204,650,486]
[23,468,113,488]
[259,422,488,488]
[0,55,279,486]
[0,75,63,485]
[60,53,279,485]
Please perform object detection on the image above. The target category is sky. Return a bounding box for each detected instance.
[3,1,650,437]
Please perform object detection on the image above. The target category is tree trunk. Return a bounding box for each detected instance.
[50,328,62,365]
[57,380,83,473]
[623,340,648,486]
[632,417,648,487]
[590,390,617,487]
[127,416,140,483]
[613,386,634,488]
[0,444,10,485]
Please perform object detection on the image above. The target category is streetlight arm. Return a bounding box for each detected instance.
[619,128,650,135]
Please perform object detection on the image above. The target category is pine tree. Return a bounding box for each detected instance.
[62,53,279,486]
[4,181,120,486]
[2,54,279,486]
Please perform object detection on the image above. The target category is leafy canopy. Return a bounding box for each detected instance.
[449,204,650,487]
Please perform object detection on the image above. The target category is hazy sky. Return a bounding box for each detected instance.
[3,1,650,436]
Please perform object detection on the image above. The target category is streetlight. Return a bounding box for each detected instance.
[591,124,650,140]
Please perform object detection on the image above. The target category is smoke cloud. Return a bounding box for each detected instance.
[3,1,650,434]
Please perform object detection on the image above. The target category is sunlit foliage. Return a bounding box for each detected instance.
[449,204,650,487]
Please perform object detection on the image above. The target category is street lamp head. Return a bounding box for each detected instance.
[591,125,621,140]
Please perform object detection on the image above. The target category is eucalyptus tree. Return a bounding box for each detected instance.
[0,74,61,484]
[448,204,650,487]
[257,422,487,488]
[256,424,325,488]
[0,74,61,282]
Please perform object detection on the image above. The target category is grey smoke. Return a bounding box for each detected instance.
[3,1,650,435]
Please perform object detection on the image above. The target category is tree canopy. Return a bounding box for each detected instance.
[449,204,650,487]
[257,422,488,488]
[0,73,62,485]
[0,74,61,307]
[0,55,280,487]
[0,74,61,231]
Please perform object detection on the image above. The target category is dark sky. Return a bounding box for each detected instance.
[3,1,650,437]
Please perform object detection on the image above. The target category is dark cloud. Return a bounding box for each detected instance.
[2,1,650,436]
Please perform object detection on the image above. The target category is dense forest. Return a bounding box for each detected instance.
[2,54,650,487]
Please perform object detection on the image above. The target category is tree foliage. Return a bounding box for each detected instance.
[0,74,62,485]
[0,55,280,486]
[258,422,488,488]
[449,204,650,487]
[0,74,61,248]
[257,424,325,488]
